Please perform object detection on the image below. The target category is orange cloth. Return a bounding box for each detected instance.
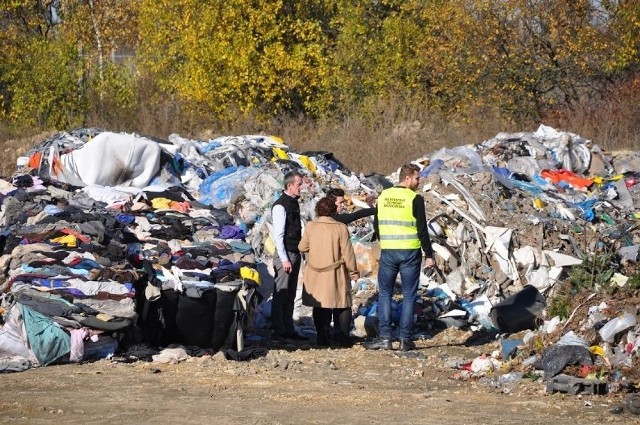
[169,201,191,213]
[29,152,43,169]
[540,169,594,188]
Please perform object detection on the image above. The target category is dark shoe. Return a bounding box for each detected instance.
[334,333,353,348]
[364,338,393,350]
[283,331,307,341]
[271,331,287,342]
[316,333,330,347]
[399,339,416,351]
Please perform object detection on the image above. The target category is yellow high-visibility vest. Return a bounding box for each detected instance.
[377,187,420,249]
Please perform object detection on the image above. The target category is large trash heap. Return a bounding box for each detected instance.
[0,125,639,395]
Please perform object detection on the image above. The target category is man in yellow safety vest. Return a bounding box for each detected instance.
[365,163,435,351]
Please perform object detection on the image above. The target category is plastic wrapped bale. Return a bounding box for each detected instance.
[212,279,262,352]
[174,283,218,348]
[199,166,262,209]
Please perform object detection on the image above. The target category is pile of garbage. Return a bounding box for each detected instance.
[0,123,638,401]
[398,124,640,400]
[0,128,377,371]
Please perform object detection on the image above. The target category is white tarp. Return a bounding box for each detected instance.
[51,132,161,188]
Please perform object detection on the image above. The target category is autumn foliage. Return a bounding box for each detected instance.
[0,1,639,152]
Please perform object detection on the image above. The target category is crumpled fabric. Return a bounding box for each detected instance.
[50,234,77,248]
[220,225,245,240]
[169,201,191,213]
[151,346,189,364]
[69,327,89,362]
[240,266,261,285]
[21,304,71,366]
[0,356,33,372]
[115,213,135,224]
[44,204,65,215]
[223,347,268,361]
[151,197,173,210]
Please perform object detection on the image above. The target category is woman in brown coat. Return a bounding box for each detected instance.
[298,197,360,347]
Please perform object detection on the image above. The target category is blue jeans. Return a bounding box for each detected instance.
[377,249,421,340]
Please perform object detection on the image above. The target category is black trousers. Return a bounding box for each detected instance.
[313,307,351,342]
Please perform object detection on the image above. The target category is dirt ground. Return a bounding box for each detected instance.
[1,328,638,425]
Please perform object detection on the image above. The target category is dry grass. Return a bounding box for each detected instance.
[0,129,58,178]
[1,87,638,178]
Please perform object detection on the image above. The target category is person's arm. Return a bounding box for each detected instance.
[334,207,375,224]
[271,204,289,262]
[413,195,434,259]
[373,204,379,236]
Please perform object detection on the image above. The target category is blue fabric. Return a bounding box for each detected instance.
[115,213,135,224]
[220,225,245,239]
[376,248,421,340]
[215,258,241,272]
[69,258,102,270]
[44,204,65,215]
[21,304,71,366]
[229,240,252,254]
[420,159,444,177]
[32,278,69,289]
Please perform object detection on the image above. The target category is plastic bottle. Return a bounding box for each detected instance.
[497,371,523,385]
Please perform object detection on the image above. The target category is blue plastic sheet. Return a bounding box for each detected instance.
[199,166,262,208]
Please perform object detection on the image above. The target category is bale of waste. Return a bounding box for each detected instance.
[490,285,546,333]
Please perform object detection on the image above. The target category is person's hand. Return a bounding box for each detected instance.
[283,260,293,273]
[423,257,435,268]
[365,194,376,207]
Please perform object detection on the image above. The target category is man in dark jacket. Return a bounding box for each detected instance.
[270,170,306,340]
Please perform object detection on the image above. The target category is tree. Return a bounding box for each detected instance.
[138,0,332,119]
[0,1,85,128]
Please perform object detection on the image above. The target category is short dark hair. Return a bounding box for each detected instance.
[399,163,420,182]
[327,187,345,198]
[283,170,303,189]
[315,197,337,217]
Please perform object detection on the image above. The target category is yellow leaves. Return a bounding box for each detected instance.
[1,0,639,127]
[137,0,331,118]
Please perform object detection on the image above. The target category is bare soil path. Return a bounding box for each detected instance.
[1,330,637,425]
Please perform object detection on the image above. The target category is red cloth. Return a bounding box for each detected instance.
[60,228,91,244]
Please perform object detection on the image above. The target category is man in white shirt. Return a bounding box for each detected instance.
[269,170,306,340]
